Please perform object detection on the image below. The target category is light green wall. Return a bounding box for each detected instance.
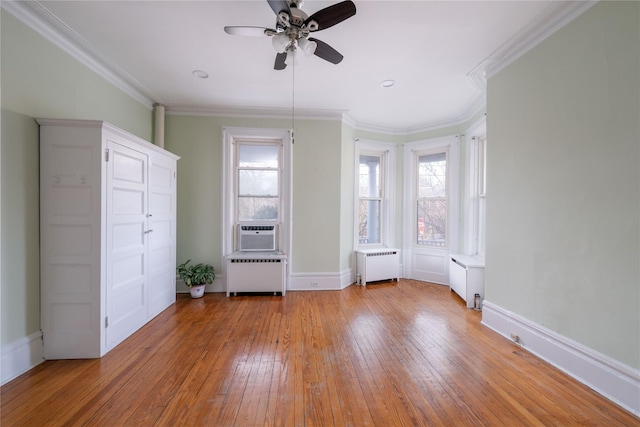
[0,11,152,346]
[0,12,152,139]
[165,115,343,274]
[292,120,343,272]
[486,1,639,368]
[1,111,41,345]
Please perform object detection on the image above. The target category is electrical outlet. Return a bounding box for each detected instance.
[311,281,319,287]
[510,333,520,343]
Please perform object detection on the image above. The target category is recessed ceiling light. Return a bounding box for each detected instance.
[381,79,395,88]
[192,70,209,79]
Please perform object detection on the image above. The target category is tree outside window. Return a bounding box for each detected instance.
[417,151,447,247]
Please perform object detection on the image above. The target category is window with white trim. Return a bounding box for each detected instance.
[222,127,292,258]
[477,136,487,255]
[355,140,396,248]
[416,150,448,248]
[236,142,281,222]
[359,152,383,244]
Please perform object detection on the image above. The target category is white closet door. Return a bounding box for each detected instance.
[105,141,149,350]
[147,153,177,318]
[39,132,103,359]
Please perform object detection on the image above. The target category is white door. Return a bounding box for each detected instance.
[105,141,149,350]
[147,153,177,318]
[403,137,460,285]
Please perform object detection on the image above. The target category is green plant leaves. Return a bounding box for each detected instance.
[176,259,215,287]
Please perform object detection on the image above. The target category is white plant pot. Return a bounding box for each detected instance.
[190,284,205,298]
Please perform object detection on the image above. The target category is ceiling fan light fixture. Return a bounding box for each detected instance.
[284,49,298,66]
[272,34,290,53]
[298,38,317,56]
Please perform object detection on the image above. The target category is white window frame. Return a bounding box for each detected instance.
[222,127,292,260]
[354,139,397,249]
[477,136,487,256]
[402,135,460,283]
[462,118,487,257]
[415,149,449,248]
[235,141,281,224]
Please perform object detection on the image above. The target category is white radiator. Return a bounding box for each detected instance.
[226,253,287,296]
[356,248,400,286]
[449,254,485,309]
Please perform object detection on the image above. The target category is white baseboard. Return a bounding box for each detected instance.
[482,300,640,416]
[289,269,353,291]
[1,331,44,386]
[178,271,355,293]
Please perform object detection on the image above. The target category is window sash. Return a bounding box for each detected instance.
[238,169,279,197]
[359,154,382,198]
[415,150,448,248]
[358,151,385,245]
[235,142,281,223]
[476,137,487,254]
[358,198,382,244]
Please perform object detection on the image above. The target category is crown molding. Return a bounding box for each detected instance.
[166,105,346,122]
[1,0,157,109]
[475,0,598,82]
[344,91,486,137]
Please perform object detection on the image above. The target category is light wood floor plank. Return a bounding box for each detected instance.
[2,280,638,426]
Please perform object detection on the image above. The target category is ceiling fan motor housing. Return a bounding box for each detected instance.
[226,0,356,69]
[279,5,312,31]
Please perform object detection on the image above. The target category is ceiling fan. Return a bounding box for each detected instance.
[224,0,356,70]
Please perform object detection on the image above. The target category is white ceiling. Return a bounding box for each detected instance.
[9,1,592,133]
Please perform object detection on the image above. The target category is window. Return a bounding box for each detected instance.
[222,127,292,258]
[236,143,280,222]
[477,137,487,255]
[354,139,396,248]
[462,121,486,256]
[403,135,459,283]
[416,151,447,247]
[358,153,382,244]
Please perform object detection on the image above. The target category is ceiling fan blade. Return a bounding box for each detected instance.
[274,52,287,70]
[267,0,291,16]
[304,0,356,31]
[309,38,343,64]
[224,26,272,36]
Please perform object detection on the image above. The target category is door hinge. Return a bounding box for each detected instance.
[105,149,110,162]
[105,316,109,328]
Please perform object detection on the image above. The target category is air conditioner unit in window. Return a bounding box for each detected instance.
[238,224,277,251]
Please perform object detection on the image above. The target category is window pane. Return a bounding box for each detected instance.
[238,144,278,168]
[359,155,381,198]
[359,199,381,244]
[417,200,446,247]
[238,170,278,196]
[418,152,446,198]
[477,137,487,196]
[238,197,278,221]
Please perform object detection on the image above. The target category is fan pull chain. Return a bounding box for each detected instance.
[291,50,295,144]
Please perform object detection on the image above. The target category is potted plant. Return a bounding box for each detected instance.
[177,259,215,298]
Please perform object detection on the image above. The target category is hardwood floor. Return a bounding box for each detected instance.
[2,280,638,426]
